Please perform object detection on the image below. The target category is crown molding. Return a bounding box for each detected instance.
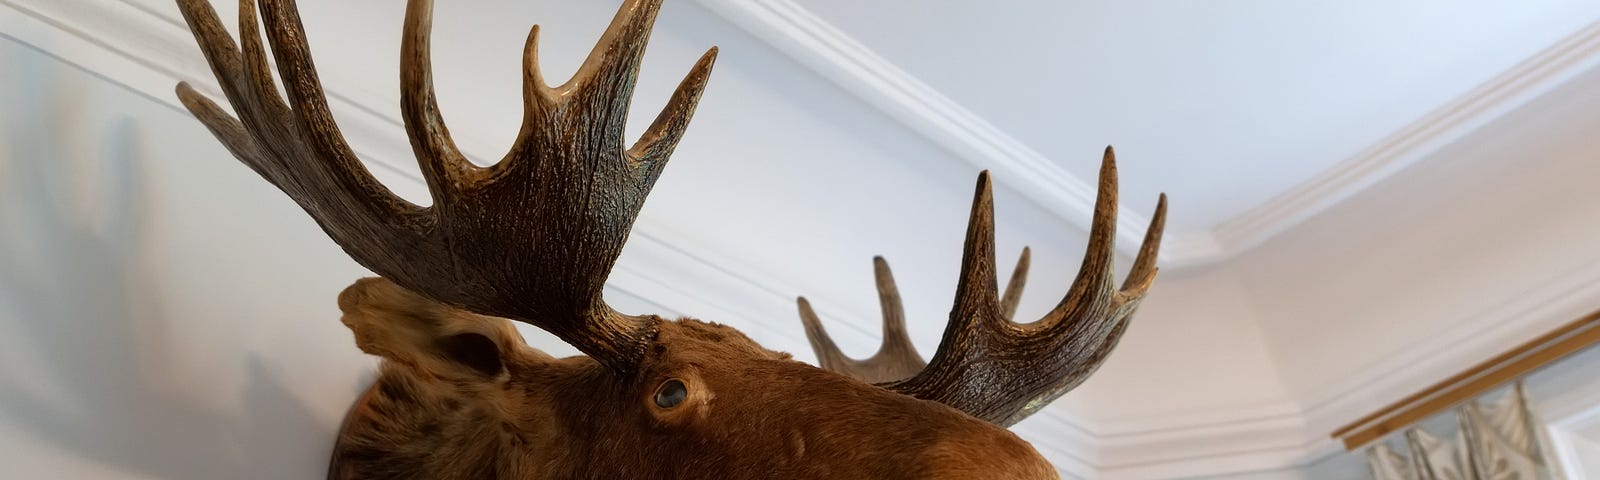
[689,0,1600,270]
[1059,255,1600,478]
[1209,19,1600,259]
[1297,257,1600,443]
[687,0,1164,263]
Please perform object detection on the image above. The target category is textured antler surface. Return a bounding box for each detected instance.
[175,0,716,372]
[810,148,1166,427]
[798,250,1030,384]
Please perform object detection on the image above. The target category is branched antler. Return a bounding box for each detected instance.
[175,0,716,372]
[801,148,1167,426]
[797,250,1030,384]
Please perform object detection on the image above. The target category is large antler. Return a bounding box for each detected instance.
[800,148,1166,426]
[797,250,1031,384]
[174,0,715,372]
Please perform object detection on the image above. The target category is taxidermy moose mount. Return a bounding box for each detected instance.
[173,0,1166,477]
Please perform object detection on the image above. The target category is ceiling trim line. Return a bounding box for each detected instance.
[689,0,1600,269]
[1210,19,1600,258]
[689,0,1167,262]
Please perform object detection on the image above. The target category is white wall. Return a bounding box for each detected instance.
[1158,62,1600,479]
[1565,435,1600,478]
[0,33,367,478]
[1067,266,1292,422]
[1041,58,1600,478]
[1238,61,1600,434]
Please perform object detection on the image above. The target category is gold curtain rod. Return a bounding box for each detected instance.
[1331,308,1600,450]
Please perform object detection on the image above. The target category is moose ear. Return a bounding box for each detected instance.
[338,277,527,380]
[434,332,505,377]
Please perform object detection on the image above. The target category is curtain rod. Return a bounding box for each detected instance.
[1331,308,1600,450]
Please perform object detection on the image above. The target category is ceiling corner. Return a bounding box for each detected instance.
[689,0,1600,271]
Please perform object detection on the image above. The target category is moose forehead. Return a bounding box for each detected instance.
[538,320,1055,475]
[652,319,792,363]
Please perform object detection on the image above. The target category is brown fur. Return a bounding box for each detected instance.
[330,277,1058,479]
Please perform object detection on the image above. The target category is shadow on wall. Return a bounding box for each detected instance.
[0,40,334,478]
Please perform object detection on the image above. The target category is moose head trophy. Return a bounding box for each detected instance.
[173,0,1167,478]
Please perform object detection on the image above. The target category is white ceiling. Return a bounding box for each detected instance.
[699,0,1600,264]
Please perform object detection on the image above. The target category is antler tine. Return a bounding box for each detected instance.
[1121,194,1167,294]
[176,0,424,232]
[953,171,1004,324]
[797,247,1033,384]
[235,0,290,143]
[568,0,658,96]
[999,247,1031,320]
[881,148,1166,426]
[176,0,717,373]
[797,298,878,378]
[555,0,668,152]
[630,48,718,185]
[794,257,927,384]
[798,247,1035,384]
[870,256,918,363]
[257,0,400,207]
[399,0,476,201]
[1052,147,1122,323]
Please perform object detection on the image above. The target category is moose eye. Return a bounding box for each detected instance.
[654,379,688,408]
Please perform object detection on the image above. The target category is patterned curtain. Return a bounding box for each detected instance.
[1366,383,1560,480]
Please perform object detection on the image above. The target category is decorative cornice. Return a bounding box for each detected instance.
[1208,19,1600,260]
[690,0,1600,269]
[688,0,1159,261]
[1297,257,1600,441]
